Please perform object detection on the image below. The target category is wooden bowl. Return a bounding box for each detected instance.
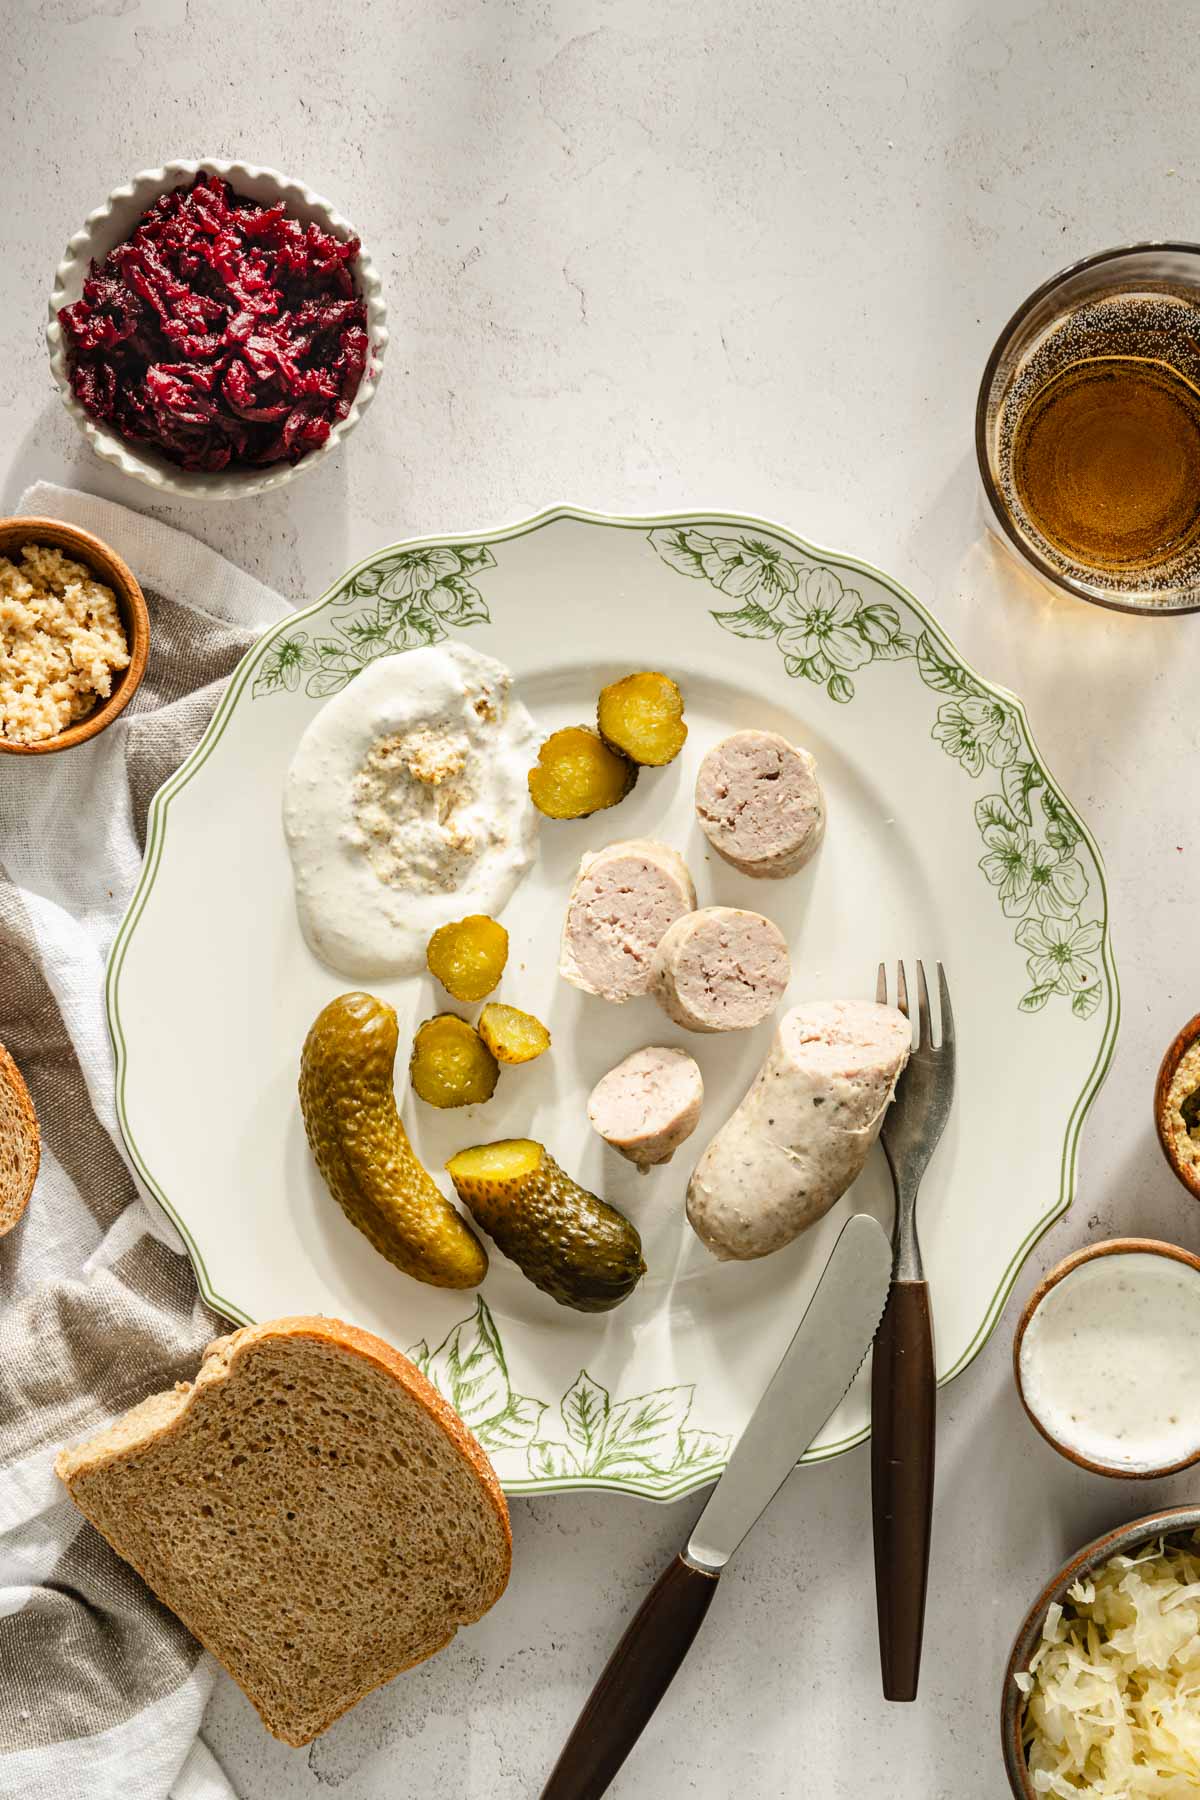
[1155,1013,1200,1198]
[1013,1237,1200,1478]
[0,517,148,755]
[1001,1506,1200,1798]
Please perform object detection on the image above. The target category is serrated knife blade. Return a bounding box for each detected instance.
[686,1211,892,1571]
[539,1212,893,1800]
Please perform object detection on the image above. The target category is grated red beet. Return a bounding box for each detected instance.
[58,174,370,474]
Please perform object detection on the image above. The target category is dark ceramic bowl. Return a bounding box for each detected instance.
[1155,1013,1200,1200]
[1002,1506,1200,1797]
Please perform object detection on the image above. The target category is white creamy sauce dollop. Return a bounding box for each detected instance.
[283,642,538,978]
[1020,1251,1200,1473]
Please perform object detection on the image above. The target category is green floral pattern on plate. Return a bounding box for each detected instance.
[105,506,1118,1501]
[252,542,495,699]
[649,526,915,704]
[407,1299,731,1493]
[649,525,1103,1019]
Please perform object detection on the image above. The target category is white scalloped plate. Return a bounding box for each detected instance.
[107,508,1118,1500]
[47,159,388,501]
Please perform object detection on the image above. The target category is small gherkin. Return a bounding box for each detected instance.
[446,1139,646,1313]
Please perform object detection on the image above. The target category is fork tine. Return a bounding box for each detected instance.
[895,961,909,1018]
[876,961,887,1006]
[916,961,932,1047]
[937,962,955,1052]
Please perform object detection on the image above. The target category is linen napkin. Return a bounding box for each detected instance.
[0,483,290,1800]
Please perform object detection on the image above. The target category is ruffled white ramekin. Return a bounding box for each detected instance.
[47,159,389,503]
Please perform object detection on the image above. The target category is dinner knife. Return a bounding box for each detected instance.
[538,1212,892,1800]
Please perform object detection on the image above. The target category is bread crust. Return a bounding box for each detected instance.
[0,1040,39,1235]
[56,1315,512,1745]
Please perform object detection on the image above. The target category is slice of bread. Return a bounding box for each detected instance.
[55,1317,512,1745]
[0,1041,39,1236]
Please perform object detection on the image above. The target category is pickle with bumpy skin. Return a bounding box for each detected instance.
[477,1002,551,1066]
[426,915,509,1003]
[300,991,487,1288]
[410,1013,499,1108]
[527,727,636,820]
[445,1139,645,1312]
[597,671,687,767]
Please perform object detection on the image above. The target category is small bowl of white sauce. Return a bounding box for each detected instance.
[1014,1238,1200,1478]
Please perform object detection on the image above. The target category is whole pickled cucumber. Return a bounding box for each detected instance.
[445,1139,645,1312]
[300,991,487,1289]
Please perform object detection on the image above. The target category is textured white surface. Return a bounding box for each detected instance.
[8,1,1200,1795]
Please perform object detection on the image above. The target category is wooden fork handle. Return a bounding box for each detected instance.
[539,1554,719,1800]
[871,1278,936,1702]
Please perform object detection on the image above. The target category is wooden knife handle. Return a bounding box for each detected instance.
[539,1553,720,1800]
[871,1278,936,1703]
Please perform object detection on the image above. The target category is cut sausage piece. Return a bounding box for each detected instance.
[695,730,825,879]
[651,906,789,1034]
[588,1046,704,1172]
[686,999,911,1260]
[559,840,696,1003]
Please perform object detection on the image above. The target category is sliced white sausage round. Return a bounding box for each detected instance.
[558,839,696,1003]
[695,730,825,879]
[651,906,790,1034]
[588,1046,704,1172]
[686,999,911,1260]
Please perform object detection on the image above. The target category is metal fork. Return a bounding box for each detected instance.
[871,961,955,1704]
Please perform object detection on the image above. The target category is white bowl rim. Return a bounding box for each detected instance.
[46,158,388,503]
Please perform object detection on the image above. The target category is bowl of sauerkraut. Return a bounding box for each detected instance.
[1003,1507,1200,1798]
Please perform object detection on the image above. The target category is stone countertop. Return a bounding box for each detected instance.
[8,1,1200,1794]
